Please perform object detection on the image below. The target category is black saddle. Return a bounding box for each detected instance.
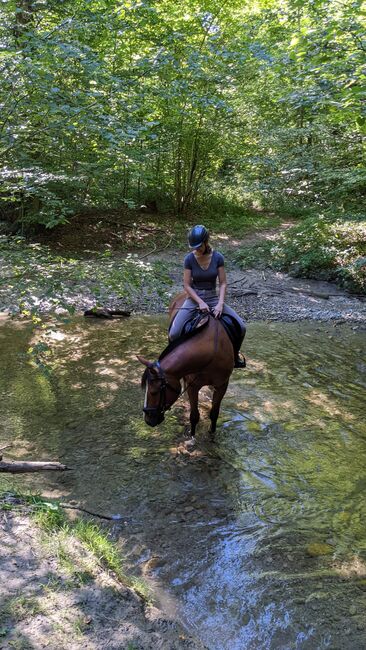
[162,311,243,363]
[219,313,243,350]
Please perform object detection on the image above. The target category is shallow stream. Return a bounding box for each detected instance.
[1,317,365,649]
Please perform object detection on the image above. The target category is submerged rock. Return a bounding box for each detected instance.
[306,542,334,557]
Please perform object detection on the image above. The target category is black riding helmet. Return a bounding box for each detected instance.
[188,224,209,249]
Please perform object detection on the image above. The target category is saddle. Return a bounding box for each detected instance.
[162,311,243,363]
[219,313,243,351]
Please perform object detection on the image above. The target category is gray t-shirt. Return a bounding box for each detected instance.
[184,250,224,290]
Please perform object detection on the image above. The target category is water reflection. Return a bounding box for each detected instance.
[0,318,366,648]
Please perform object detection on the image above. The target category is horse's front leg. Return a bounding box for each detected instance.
[209,381,229,438]
[187,382,200,437]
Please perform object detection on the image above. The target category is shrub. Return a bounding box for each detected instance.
[234,214,366,293]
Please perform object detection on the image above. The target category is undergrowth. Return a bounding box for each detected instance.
[0,235,172,316]
[195,193,282,238]
[233,214,366,294]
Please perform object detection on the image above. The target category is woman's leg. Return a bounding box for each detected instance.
[169,299,198,341]
[222,304,246,337]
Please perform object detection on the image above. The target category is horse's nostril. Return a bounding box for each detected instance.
[145,415,157,427]
[144,414,164,427]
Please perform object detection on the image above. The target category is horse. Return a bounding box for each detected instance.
[137,292,235,438]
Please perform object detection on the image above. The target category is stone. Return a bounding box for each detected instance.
[306,542,334,557]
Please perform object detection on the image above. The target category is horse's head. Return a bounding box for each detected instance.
[137,356,181,427]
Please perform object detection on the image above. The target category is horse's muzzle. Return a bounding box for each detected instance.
[144,412,165,427]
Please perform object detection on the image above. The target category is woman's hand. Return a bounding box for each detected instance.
[198,300,209,312]
[213,302,224,318]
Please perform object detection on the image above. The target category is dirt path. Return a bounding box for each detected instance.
[149,244,366,327]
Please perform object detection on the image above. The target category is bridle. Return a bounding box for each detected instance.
[143,361,181,418]
[143,314,220,419]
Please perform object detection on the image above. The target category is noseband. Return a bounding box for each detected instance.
[143,361,181,418]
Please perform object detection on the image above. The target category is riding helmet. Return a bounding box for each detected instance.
[188,225,209,249]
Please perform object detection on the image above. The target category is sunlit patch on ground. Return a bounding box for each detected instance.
[334,556,366,578]
[305,389,355,421]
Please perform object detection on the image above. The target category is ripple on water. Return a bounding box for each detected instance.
[0,318,366,649]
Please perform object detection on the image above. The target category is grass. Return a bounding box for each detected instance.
[1,595,44,623]
[33,501,149,599]
[233,213,366,294]
[0,491,150,601]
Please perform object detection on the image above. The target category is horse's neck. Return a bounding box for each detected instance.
[162,323,217,378]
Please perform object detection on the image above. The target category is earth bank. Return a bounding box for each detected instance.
[0,494,205,650]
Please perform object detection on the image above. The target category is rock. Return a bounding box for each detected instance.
[306,542,334,557]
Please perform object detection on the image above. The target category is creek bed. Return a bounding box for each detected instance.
[1,316,366,649]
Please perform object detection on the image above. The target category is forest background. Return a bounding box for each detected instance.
[0,0,365,295]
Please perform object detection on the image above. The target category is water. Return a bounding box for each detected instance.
[1,316,366,649]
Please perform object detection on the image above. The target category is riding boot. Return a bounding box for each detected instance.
[233,336,246,369]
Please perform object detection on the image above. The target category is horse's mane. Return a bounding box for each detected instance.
[159,317,210,362]
[141,367,149,390]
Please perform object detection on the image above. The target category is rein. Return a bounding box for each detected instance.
[143,314,220,417]
[142,360,181,416]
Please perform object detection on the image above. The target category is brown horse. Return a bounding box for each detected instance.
[137,292,235,437]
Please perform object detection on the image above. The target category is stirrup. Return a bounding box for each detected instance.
[234,354,246,369]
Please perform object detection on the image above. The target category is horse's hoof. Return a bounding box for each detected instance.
[184,437,196,450]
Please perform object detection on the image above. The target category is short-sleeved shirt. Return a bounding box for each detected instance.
[184,250,224,290]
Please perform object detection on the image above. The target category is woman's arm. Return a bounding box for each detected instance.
[183,269,209,311]
[213,266,227,318]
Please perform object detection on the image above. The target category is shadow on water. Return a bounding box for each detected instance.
[0,316,366,649]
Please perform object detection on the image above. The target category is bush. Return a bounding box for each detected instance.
[234,214,366,293]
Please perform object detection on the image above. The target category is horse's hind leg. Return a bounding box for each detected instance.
[187,383,200,437]
[209,382,229,438]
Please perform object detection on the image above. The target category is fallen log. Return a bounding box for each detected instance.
[0,460,70,474]
[84,308,131,319]
[230,290,258,297]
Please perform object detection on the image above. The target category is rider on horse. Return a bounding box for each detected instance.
[169,225,246,368]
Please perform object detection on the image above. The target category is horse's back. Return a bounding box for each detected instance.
[169,292,233,362]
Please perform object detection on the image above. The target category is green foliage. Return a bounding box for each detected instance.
[234,214,366,293]
[198,192,282,236]
[0,236,173,316]
[1,1,364,226]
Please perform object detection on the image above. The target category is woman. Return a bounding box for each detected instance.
[169,224,246,368]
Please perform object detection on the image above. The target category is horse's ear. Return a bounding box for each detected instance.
[136,355,153,368]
